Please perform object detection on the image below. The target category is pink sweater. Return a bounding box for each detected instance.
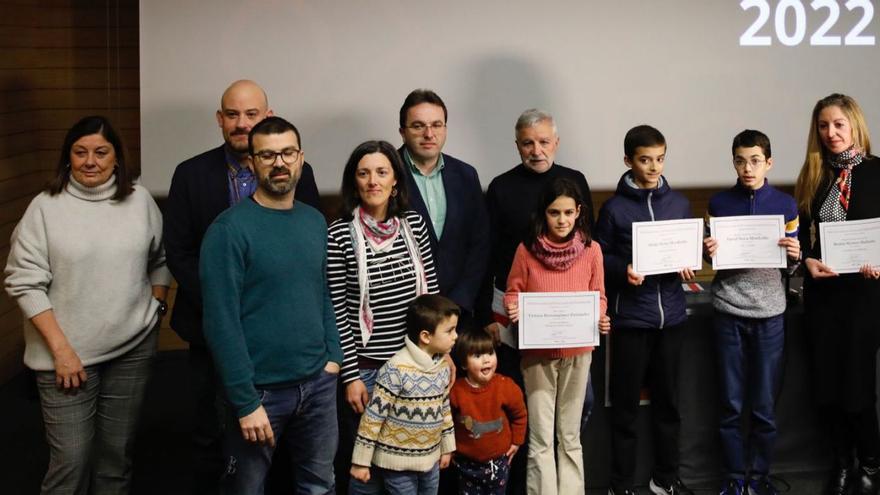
[504,240,607,359]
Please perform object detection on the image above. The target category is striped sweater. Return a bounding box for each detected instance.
[352,338,456,472]
[327,211,439,383]
[504,240,608,359]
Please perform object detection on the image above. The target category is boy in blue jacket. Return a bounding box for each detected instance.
[703,130,800,495]
[596,125,695,495]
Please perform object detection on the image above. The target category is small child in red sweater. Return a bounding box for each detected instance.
[450,328,527,495]
[504,177,611,494]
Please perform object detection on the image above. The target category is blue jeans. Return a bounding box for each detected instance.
[35,328,157,495]
[221,368,338,495]
[377,462,440,495]
[715,312,784,478]
[348,368,385,495]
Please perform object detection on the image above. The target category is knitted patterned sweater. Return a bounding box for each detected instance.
[352,338,456,472]
[450,374,527,462]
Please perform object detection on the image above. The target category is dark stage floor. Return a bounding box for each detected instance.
[0,351,825,494]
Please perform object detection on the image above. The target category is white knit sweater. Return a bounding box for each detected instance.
[4,177,172,370]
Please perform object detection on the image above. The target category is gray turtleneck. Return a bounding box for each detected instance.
[4,177,172,371]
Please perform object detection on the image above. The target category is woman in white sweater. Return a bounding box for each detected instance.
[4,115,172,494]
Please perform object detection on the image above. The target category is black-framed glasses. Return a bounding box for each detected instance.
[253,147,301,166]
[405,121,446,133]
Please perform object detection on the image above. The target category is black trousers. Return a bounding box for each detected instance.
[822,405,880,465]
[188,345,225,495]
[609,324,685,489]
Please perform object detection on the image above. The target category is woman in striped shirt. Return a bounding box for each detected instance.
[327,140,439,493]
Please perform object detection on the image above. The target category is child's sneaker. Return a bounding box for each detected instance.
[747,477,779,495]
[719,478,745,495]
[649,477,695,495]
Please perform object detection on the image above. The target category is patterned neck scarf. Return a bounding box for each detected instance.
[350,207,428,346]
[819,146,865,222]
[358,208,400,252]
[531,231,586,271]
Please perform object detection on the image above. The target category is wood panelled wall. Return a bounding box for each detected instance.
[0,0,140,384]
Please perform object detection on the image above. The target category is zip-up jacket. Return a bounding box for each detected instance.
[595,171,691,329]
[707,179,799,318]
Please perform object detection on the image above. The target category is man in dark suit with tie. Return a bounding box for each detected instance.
[397,89,489,319]
[163,79,320,494]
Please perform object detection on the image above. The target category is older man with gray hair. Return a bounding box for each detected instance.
[479,108,595,495]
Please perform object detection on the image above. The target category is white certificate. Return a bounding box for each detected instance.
[518,292,600,349]
[632,218,704,275]
[819,218,880,274]
[710,215,786,270]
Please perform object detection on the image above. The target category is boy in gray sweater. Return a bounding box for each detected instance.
[703,130,800,495]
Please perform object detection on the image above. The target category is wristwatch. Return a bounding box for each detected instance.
[155,298,168,316]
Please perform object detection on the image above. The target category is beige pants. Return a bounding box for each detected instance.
[521,352,591,495]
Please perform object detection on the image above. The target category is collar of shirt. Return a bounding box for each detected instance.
[225,147,256,206]
[404,148,445,177]
[225,148,253,176]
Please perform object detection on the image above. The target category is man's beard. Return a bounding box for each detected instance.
[225,130,249,155]
[259,167,297,196]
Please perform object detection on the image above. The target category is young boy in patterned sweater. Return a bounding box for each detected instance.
[350,294,459,494]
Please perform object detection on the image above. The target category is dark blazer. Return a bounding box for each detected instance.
[799,155,880,410]
[163,145,320,345]
[399,147,489,313]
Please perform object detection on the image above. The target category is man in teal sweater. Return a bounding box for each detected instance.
[200,116,343,494]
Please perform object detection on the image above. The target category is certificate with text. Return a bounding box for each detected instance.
[631,218,704,276]
[819,218,880,274]
[710,215,786,270]
[518,292,600,350]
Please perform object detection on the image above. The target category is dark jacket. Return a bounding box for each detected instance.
[707,179,799,318]
[477,162,593,325]
[163,145,320,345]
[799,155,880,410]
[800,155,880,260]
[399,148,489,313]
[595,171,691,329]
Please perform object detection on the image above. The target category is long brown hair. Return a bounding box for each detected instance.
[795,94,872,215]
[524,177,592,252]
[338,140,410,221]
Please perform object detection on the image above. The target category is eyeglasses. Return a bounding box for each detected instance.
[733,157,767,168]
[405,122,446,133]
[253,148,301,166]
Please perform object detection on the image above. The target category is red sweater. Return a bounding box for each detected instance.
[450,374,527,462]
[504,240,607,359]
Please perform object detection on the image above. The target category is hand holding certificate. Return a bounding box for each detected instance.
[517,292,601,349]
[631,218,703,276]
[819,217,880,274]
[709,215,787,270]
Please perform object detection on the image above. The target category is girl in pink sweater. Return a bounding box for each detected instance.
[504,177,610,495]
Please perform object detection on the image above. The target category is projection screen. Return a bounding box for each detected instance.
[140,0,879,194]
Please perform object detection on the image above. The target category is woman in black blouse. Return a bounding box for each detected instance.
[795,93,880,495]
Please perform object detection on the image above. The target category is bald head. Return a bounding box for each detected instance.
[220,80,268,109]
[216,80,273,156]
